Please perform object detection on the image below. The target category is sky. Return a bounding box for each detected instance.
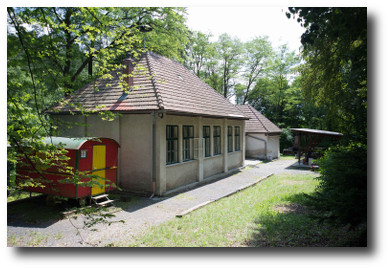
[186,6,305,54]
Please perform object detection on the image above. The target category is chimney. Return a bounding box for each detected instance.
[122,52,135,91]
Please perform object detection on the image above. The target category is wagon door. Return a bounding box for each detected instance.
[92,145,106,195]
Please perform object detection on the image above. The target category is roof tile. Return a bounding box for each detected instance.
[51,52,246,119]
[236,104,282,134]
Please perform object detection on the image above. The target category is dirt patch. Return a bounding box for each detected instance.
[273,203,309,215]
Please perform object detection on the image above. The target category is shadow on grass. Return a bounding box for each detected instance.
[245,193,367,247]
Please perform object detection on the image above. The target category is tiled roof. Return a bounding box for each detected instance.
[236,104,282,134]
[51,52,247,119]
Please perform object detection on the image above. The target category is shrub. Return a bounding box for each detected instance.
[280,128,294,153]
[306,142,367,228]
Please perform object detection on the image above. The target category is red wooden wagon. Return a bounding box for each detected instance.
[16,137,119,200]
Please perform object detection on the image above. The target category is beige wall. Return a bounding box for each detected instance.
[52,112,246,196]
[51,115,85,137]
[85,115,120,143]
[166,161,198,190]
[119,114,153,192]
[203,155,223,179]
[245,133,280,160]
[162,114,245,194]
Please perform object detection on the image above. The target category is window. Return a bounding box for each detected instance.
[213,126,221,155]
[228,126,233,153]
[203,126,211,157]
[166,125,178,165]
[80,149,87,159]
[234,126,241,151]
[183,125,194,161]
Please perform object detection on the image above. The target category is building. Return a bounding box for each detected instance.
[236,104,282,160]
[50,52,248,196]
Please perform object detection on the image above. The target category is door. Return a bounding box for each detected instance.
[92,145,106,195]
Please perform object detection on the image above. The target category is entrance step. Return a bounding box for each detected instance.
[91,194,114,207]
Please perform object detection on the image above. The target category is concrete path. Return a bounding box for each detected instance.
[7,158,317,247]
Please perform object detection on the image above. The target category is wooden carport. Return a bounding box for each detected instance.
[291,128,343,165]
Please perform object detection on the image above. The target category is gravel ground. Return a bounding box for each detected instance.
[7,158,318,247]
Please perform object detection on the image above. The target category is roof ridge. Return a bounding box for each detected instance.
[247,104,270,133]
[145,52,164,110]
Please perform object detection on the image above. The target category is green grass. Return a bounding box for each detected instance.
[126,173,363,247]
[7,191,41,203]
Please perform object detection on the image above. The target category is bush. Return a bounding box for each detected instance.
[280,128,294,153]
[306,142,367,228]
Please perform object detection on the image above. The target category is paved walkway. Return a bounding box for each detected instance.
[7,158,317,247]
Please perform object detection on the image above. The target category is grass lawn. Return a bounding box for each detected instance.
[127,173,364,247]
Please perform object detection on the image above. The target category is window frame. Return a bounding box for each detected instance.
[182,125,194,162]
[203,126,211,158]
[166,125,179,165]
[228,126,233,153]
[213,126,221,156]
[234,126,241,151]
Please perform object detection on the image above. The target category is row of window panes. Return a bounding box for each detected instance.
[166,125,240,165]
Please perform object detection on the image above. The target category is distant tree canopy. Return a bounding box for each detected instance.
[287,7,367,142]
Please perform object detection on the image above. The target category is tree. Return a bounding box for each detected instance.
[184,30,214,77]
[287,8,367,244]
[237,36,273,104]
[7,7,189,192]
[246,44,301,127]
[267,44,300,125]
[287,7,367,141]
[215,33,243,98]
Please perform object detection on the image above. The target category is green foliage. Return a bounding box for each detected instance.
[236,36,273,104]
[7,7,189,193]
[306,143,367,229]
[247,45,301,128]
[279,128,294,152]
[287,7,367,141]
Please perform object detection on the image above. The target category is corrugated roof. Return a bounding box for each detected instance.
[290,128,343,136]
[41,137,119,150]
[236,104,282,134]
[51,52,247,119]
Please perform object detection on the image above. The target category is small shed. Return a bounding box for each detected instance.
[291,128,343,165]
[236,104,282,160]
[17,137,119,199]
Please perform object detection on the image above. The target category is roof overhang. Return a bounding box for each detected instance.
[290,128,343,137]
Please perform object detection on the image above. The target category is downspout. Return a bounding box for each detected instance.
[247,134,267,159]
[150,111,156,198]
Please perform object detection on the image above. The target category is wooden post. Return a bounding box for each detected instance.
[297,133,301,165]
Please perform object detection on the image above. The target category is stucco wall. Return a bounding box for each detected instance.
[228,151,243,171]
[245,133,280,159]
[162,115,245,193]
[203,155,224,179]
[51,114,85,137]
[119,114,153,192]
[52,112,246,195]
[166,161,198,190]
[85,115,120,143]
[267,135,280,159]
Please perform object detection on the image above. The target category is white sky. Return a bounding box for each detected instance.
[186,6,305,54]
